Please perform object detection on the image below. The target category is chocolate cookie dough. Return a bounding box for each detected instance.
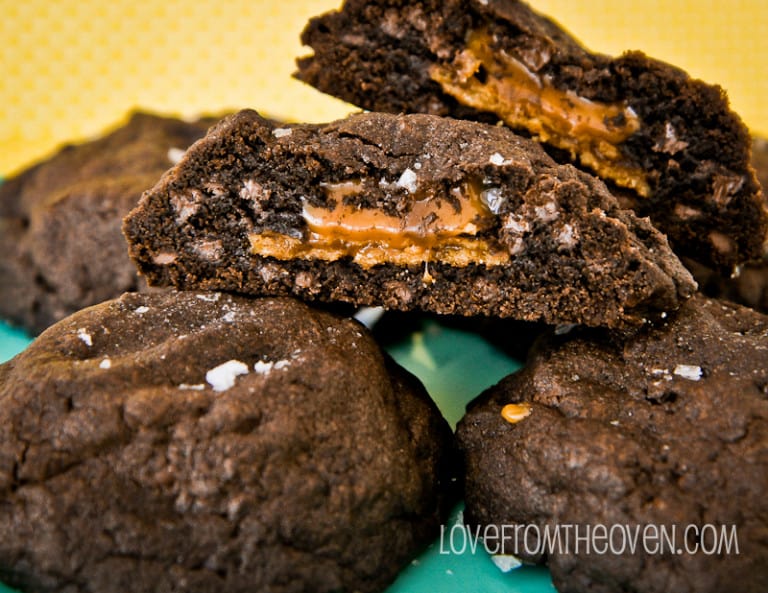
[0,111,218,335]
[296,0,768,272]
[123,109,695,329]
[0,291,456,593]
[457,295,768,593]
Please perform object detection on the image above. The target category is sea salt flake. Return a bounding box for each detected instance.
[354,306,385,328]
[196,293,221,302]
[555,323,577,335]
[534,201,559,221]
[557,223,577,248]
[253,360,275,374]
[674,364,702,381]
[395,168,418,193]
[489,152,511,166]
[134,306,150,314]
[99,358,112,369]
[480,187,504,213]
[206,360,249,392]
[179,383,206,391]
[272,127,292,138]
[77,328,93,346]
[491,554,522,573]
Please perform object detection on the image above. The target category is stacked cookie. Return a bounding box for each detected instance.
[2,1,768,593]
[291,1,768,592]
[0,126,457,592]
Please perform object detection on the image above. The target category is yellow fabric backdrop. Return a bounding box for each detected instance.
[1,0,766,175]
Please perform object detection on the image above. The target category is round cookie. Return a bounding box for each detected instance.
[457,295,768,593]
[0,291,456,593]
[0,112,218,335]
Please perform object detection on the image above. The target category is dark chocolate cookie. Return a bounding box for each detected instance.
[296,0,768,272]
[0,291,456,593]
[0,111,218,335]
[685,137,768,312]
[457,295,768,593]
[123,109,695,329]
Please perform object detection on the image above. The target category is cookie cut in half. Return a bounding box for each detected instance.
[296,0,768,272]
[124,109,694,329]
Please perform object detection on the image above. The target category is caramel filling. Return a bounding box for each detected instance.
[248,179,510,269]
[429,30,650,196]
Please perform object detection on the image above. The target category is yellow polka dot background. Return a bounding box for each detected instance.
[1,0,767,176]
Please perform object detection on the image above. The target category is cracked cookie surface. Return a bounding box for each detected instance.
[457,294,768,593]
[0,112,218,335]
[0,291,456,593]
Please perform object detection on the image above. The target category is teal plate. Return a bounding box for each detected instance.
[0,318,555,593]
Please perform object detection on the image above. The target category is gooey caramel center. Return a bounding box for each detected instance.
[429,30,650,197]
[248,178,510,269]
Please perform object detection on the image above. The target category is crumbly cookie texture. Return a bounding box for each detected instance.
[0,111,220,335]
[457,294,768,593]
[123,109,695,329]
[0,291,457,593]
[685,137,768,312]
[296,0,768,272]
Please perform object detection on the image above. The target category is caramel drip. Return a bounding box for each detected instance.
[248,178,510,269]
[430,30,650,197]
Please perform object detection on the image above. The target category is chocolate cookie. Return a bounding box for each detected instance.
[123,109,695,329]
[296,0,768,272]
[0,291,456,593]
[0,111,218,335]
[457,295,768,593]
[684,137,768,312]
